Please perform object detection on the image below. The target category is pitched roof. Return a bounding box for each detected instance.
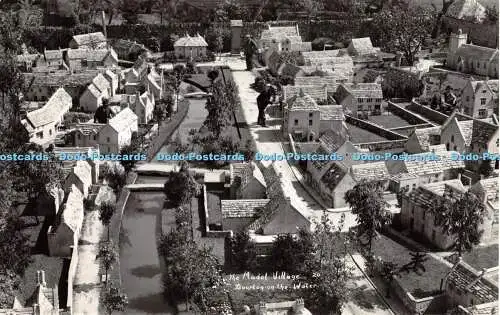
[291,42,312,52]
[319,105,344,121]
[61,184,84,233]
[303,56,354,69]
[92,73,110,93]
[72,32,106,47]
[461,302,499,315]
[17,53,40,63]
[283,85,327,101]
[472,119,498,146]
[73,123,105,135]
[471,177,499,201]
[454,44,498,61]
[44,49,62,61]
[457,120,474,146]
[318,130,344,152]
[321,162,347,190]
[401,151,465,175]
[26,88,71,128]
[294,76,342,91]
[447,260,498,302]
[408,179,466,208]
[349,37,376,55]
[413,126,441,150]
[340,83,383,99]
[260,26,299,40]
[302,50,342,59]
[247,196,291,232]
[108,107,137,133]
[25,71,101,87]
[351,161,390,182]
[287,93,319,111]
[221,199,270,218]
[174,34,208,47]
[445,0,486,21]
[71,161,92,191]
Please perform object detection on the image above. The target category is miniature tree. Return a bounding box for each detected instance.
[99,201,116,240]
[102,284,128,314]
[433,191,486,257]
[345,180,391,255]
[96,241,118,285]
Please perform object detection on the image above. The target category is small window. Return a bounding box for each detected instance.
[368,105,372,110]
[308,119,313,126]
[294,119,298,126]
[453,145,457,151]
[77,134,81,140]
[451,135,454,142]
[309,112,313,118]
[358,98,364,103]
[93,135,97,140]
[482,90,487,93]
[422,211,425,220]
[479,109,487,118]
[107,137,110,143]
[466,96,470,102]
[375,105,381,110]
[432,230,436,241]
[470,299,474,305]
[358,105,363,111]
[480,98,487,105]
[49,129,52,136]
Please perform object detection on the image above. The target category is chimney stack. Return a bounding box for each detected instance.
[36,270,46,286]
[294,298,305,312]
[33,303,40,315]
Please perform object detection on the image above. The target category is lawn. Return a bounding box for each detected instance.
[224,273,303,313]
[445,244,499,270]
[206,191,223,227]
[346,123,388,143]
[372,235,450,298]
[368,114,414,129]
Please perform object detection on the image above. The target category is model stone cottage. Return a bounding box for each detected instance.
[174,33,208,59]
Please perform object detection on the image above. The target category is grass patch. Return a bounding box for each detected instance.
[346,123,388,143]
[446,244,499,270]
[368,114,414,129]
[372,235,449,297]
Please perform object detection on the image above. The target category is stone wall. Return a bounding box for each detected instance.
[407,99,449,125]
[345,115,408,140]
[392,276,447,314]
[387,101,432,125]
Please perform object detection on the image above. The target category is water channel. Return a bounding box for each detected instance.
[119,94,207,314]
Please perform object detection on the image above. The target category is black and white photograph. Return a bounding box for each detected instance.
[0,0,498,314]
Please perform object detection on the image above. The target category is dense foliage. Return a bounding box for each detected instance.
[345,180,391,255]
[431,190,487,256]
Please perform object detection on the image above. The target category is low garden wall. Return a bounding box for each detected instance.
[201,185,232,239]
[391,278,446,315]
[407,99,449,125]
[108,171,138,287]
[145,99,190,162]
[387,101,432,125]
[345,115,408,140]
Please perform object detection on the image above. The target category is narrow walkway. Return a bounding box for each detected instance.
[230,65,395,315]
[72,211,104,315]
[231,70,323,219]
